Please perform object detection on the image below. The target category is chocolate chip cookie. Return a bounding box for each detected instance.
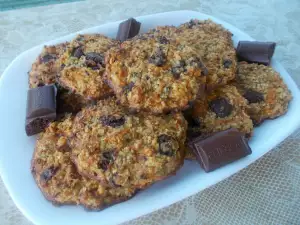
[184,85,253,159]
[28,42,90,114]
[105,31,206,114]
[178,19,237,89]
[31,116,137,210]
[70,98,187,188]
[59,34,119,100]
[234,62,292,125]
[29,43,68,88]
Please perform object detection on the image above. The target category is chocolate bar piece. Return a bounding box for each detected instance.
[116,18,141,42]
[188,128,252,172]
[25,85,56,136]
[236,41,276,65]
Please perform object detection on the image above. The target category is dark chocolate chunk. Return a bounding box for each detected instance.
[189,58,208,76]
[149,48,166,66]
[85,52,105,66]
[209,98,233,118]
[158,134,176,156]
[40,166,58,182]
[171,60,186,79]
[223,59,232,68]
[122,82,135,94]
[100,115,125,127]
[98,151,115,171]
[85,59,98,69]
[243,90,264,104]
[158,36,169,44]
[72,47,84,58]
[41,54,55,63]
[236,41,276,65]
[187,19,197,28]
[25,85,56,136]
[188,128,252,172]
[116,18,141,42]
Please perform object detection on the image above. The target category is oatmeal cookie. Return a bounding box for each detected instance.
[70,98,187,188]
[31,116,137,210]
[105,31,206,114]
[234,62,292,125]
[184,85,253,160]
[150,20,236,89]
[59,34,119,100]
[29,43,68,88]
[178,19,237,89]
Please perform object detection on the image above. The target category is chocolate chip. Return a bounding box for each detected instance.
[85,52,105,66]
[72,47,84,58]
[171,60,186,79]
[243,90,264,104]
[85,59,98,69]
[209,98,233,118]
[61,63,66,69]
[98,151,115,171]
[76,35,85,41]
[158,36,169,44]
[223,59,232,68]
[40,166,58,182]
[122,82,134,94]
[41,54,55,63]
[149,48,166,66]
[189,58,208,76]
[100,115,125,127]
[158,134,176,156]
[187,19,197,28]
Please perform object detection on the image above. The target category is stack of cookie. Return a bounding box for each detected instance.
[26,18,292,210]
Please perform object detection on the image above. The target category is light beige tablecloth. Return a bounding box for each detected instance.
[0,0,299,224]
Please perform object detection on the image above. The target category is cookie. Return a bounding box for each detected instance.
[31,116,137,210]
[70,98,187,188]
[29,43,68,88]
[28,42,90,114]
[178,20,237,89]
[234,62,292,125]
[184,85,253,159]
[59,34,119,100]
[105,31,206,114]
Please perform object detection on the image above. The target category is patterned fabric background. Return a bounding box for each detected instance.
[0,0,299,224]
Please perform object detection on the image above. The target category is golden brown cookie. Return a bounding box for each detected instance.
[105,31,206,114]
[59,34,119,100]
[31,116,137,210]
[184,85,253,159]
[234,62,292,125]
[178,19,237,88]
[29,43,68,88]
[70,98,187,188]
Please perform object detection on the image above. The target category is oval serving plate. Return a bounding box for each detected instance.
[0,10,300,225]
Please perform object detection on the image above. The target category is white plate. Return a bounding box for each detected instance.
[0,10,300,225]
